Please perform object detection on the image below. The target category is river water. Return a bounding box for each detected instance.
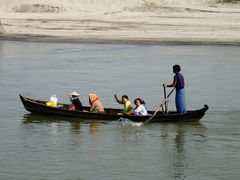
[0,40,239,180]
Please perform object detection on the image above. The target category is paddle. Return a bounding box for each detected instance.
[143,88,175,125]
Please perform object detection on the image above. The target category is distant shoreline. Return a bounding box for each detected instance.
[1,4,240,46]
[1,34,240,46]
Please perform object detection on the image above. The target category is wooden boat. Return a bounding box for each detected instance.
[19,94,209,123]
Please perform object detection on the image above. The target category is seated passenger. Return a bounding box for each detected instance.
[114,94,133,114]
[129,98,148,116]
[68,91,83,111]
[89,94,105,113]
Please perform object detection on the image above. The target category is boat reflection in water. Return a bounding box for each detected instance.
[22,113,105,143]
[162,122,207,180]
[22,113,102,135]
[22,113,143,141]
[70,121,81,133]
[89,122,101,135]
[22,113,108,125]
[21,113,207,179]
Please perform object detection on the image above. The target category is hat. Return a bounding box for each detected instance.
[69,91,80,96]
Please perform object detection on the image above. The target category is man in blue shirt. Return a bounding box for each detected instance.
[163,64,186,114]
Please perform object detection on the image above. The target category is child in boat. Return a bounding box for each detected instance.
[114,94,133,114]
[128,98,148,116]
[163,64,187,114]
[68,92,83,111]
[89,94,105,113]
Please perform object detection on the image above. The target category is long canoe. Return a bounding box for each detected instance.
[19,94,209,123]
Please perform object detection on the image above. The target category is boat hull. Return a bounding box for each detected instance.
[19,94,209,123]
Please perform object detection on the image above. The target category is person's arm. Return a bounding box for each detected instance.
[90,104,96,112]
[163,80,177,88]
[69,95,73,102]
[127,105,141,115]
[114,94,123,104]
[126,110,134,115]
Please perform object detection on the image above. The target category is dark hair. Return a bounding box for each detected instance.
[173,64,181,73]
[122,95,129,100]
[134,98,145,105]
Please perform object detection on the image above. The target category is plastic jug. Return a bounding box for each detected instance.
[46,94,58,107]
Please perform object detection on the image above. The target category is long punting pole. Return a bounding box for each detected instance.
[164,86,167,114]
[144,88,175,125]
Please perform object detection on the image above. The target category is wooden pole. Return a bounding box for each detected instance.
[164,86,167,113]
[144,88,175,125]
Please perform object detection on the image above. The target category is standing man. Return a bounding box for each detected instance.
[163,64,186,114]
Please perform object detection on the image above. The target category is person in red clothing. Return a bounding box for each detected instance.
[68,91,83,111]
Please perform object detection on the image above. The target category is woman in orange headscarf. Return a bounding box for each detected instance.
[89,94,105,113]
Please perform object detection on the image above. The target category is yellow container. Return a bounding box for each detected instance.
[46,101,57,107]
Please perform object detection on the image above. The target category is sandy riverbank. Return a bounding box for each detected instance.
[1,1,240,44]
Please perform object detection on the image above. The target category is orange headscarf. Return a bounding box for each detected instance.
[89,94,99,105]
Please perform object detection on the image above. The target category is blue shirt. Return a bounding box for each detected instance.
[174,72,185,91]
